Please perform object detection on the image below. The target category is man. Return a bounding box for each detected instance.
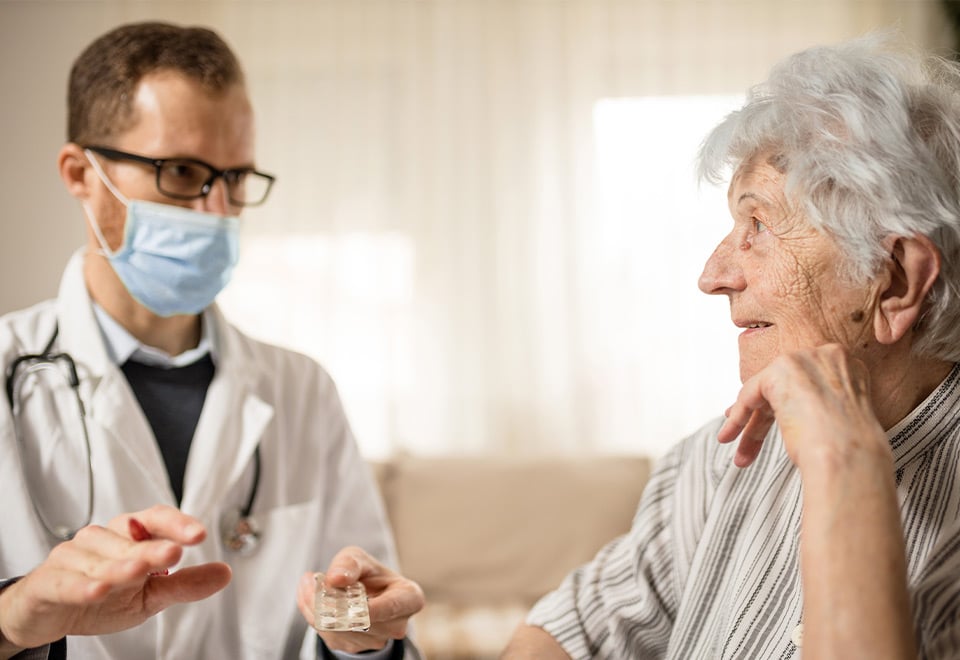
[0,22,422,659]
[503,34,960,658]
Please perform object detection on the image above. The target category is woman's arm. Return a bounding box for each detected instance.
[799,444,914,659]
[501,624,572,659]
[719,345,917,659]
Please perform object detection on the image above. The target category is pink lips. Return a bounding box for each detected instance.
[735,320,772,336]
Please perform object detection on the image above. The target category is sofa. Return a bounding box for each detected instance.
[370,454,653,659]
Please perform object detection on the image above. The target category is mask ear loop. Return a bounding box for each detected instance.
[84,150,129,203]
[82,150,130,259]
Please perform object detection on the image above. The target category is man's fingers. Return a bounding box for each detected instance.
[147,562,232,609]
[296,572,316,626]
[323,547,383,587]
[106,506,207,546]
[65,525,184,579]
[364,578,424,641]
[306,551,425,655]
[368,581,423,627]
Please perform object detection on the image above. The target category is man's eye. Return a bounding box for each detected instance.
[225,170,248,185]
[164,162,203,182]
[753,219,768,233]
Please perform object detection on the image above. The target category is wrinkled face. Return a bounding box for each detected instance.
[698,154,879,382]
[83,70,256,253]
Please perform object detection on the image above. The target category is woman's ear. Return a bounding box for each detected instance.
[874,234,941,344]
[57,143,93,200]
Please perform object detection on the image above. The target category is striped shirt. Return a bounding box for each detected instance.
[527,364,960,659]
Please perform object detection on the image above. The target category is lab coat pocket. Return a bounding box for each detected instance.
[234,498,322,659]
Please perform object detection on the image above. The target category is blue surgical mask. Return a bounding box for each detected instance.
[83,150,240,317]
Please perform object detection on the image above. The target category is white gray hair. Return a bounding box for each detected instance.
[698,32,960,362]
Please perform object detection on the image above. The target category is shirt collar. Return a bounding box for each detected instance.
[888,362,960,470]
[92,303,217,368]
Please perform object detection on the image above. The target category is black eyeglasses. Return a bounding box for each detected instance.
[84,145,276,207]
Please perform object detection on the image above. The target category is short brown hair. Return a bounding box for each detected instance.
[67,21,245,145]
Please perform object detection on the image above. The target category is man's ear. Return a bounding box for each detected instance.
[874,234,941,344]
[58,143,93,200]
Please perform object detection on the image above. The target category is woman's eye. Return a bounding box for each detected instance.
[753,218,768,234]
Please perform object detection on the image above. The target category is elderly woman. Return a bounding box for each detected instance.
[502,34,960,659]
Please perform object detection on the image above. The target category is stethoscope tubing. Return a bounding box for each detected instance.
[6,324,94,541]
[5,322,261,553]
[5,323,62,408]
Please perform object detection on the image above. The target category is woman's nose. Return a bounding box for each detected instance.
[698,234,746,295]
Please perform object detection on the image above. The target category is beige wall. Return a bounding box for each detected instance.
[0,0,953,316]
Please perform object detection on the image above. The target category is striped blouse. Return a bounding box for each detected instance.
[527,364,960,659]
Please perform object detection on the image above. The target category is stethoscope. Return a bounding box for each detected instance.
[5,324,93,541]
[5,323,262,555]
[220,444,262,556]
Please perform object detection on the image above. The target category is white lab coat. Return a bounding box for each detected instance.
[0,252,411,659]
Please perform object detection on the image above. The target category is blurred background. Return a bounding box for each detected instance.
[1,0,955,460]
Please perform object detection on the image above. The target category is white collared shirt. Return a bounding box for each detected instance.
[92,303,216,368]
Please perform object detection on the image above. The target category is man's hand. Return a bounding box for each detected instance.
[0,505,231,653]
[296,546,424,654]
[717,344,887,470]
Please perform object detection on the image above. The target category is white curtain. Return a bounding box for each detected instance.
[3,0,951,458]
[213,0,952,458]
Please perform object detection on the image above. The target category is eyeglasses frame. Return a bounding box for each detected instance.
[83,145,276,207]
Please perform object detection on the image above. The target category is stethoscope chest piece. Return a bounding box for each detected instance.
[219,445,263,555]
[220,508,261,556]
